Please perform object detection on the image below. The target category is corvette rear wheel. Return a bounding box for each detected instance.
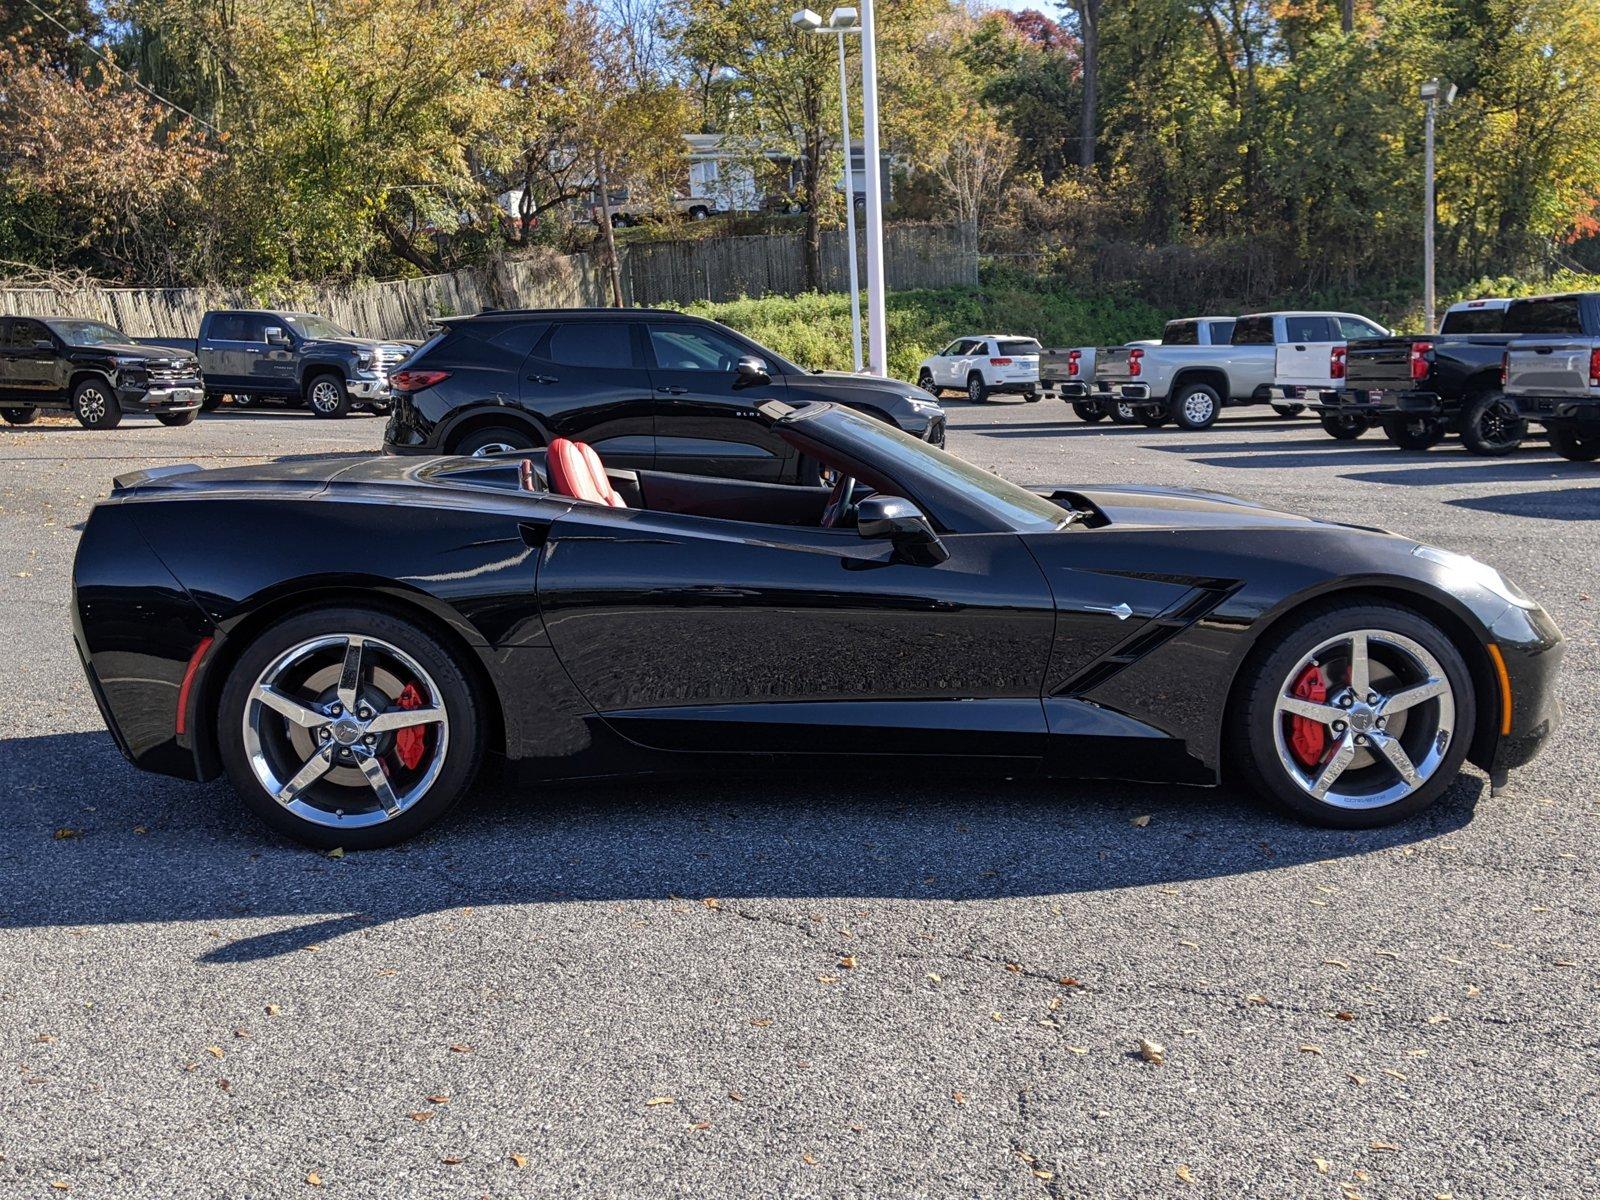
[217,608,484,848]
[1233,602,1475,828]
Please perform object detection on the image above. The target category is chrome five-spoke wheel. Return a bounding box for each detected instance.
[1272,629,1454,810]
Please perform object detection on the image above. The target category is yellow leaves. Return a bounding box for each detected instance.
[326,847,345,859]
[926,972,942,983]
[816,974,838,985]
[1347,1073,1367,1085]
[1368,1141,1401,1152]
[508,1153,527,1168]
[644,1096,675,1106]
[1381,1068,1407,1080]
[53,828,81,840]
[951,1089,967,1104]
[1426,1013,1451,1024]
[265,1004,282,1017]
[204,1045,224,1060]
[1065,1045,1088,1055]
[750,1017,774,1028]
[1176,1164,1196,1185]
[1004,961,1022,973]
[838,955,858,970]
[1246,993,1269,1005]
[305,1171,324,1187]
[49,1183,70,1193]
[1138,1039,1165,1064]
[1131,814,1151,827]
[1298,1044,1323,1055]
[702,897,721,910]
[408,1111,434,1122]
[802,1152,818,1166]
[991,1011,1005,1023]
[1314,1157,1333,1173]
[1321,958,1351,969]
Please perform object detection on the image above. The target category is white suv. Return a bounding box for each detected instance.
[918,335,1042,403]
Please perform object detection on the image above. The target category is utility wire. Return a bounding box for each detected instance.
[16,0,229,137]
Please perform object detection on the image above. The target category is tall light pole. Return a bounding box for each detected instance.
[794,7,864,372]
[857,0,887,376]
[1419,77,1456,334]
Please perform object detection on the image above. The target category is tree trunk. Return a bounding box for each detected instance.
[1340,0,1353,32]
[1074,0,1101,170]
[593,149,625,308]
[376,211,439,274]
[802,125,824,291]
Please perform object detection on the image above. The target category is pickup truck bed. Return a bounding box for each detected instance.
[1503,293,1600,461]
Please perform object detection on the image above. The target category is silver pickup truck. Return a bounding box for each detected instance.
[1502,291,1600,462]
[1068,310,1386,431]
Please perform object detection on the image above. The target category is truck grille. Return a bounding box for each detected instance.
[148,361,201,385]
[376,345,411,372]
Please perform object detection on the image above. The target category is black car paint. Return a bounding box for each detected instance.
[74,405,1562,804]
[382,310,945,480]
[0,316,202,415]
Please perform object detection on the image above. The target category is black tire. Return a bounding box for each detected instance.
[1024,390,1041,403]
[369,400,393,416]
[233,394,255,408]
[157,409,199,427]
[1109,401,1138,425]
[306,372,352,419]
[688,205,710,220]
[1456,392,1525,457]
[1,406,40,425]
[201,391,224,412]
[1381,414,1447,451]
[216,606,486,849]
[1272,403,1306,418]
[1071,400,1107,423]
[1550,425,1600,462]
[1172,383,1222,431]
[966,373,990,404]
[1137,405,1169,427]
[1319,412,1367,441]
[72,378,122,429]
[451,425,540,457]
[1231,601,1476,829]
[918,369,940,397]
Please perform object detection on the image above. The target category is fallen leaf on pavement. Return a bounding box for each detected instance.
[1138,1039,1165,1064]
[750,1018,773,1027]
[306,1172,323,1187]
[205,1046,224,1059]
[839,955,857,969]
[645,1096,675,1106]
[1176,1164,1195,1184]
[1369,1141,1401,1152]
[408,1112,433,1122]
[508,1153,527,1168]
[326,847,344,859]
[448,1044,472,1054]
[1131,815,1151,827]
[1298,1044,1323,1055]
[265,1004,282,1017]
[1314,1157,1332,1173]
[426,1094,449,1104]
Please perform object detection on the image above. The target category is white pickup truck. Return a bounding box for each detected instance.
[1265,312,1395,437]
[1068,310,1386,430]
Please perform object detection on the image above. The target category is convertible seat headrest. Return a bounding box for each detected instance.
[548,437,627,507]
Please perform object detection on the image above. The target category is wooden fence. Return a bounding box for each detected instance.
[0,224,976,341]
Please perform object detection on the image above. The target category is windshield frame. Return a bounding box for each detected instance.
[41,318,131,348]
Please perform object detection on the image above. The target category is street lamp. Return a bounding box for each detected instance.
[794,6,865,372]
[1420,77,1457,334]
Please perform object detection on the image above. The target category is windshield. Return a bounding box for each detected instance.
[281,313,356,340]
[42,319,130,347]
[998,339,1041,356]
[1440,306,1505,334]
[800,406,1068,533]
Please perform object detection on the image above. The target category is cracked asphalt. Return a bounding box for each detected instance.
[1,400,1596,1199]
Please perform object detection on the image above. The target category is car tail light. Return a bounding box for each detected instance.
[1067,350,1081,377]
[1330,345,1347,380]
[989,357,1013,366]
[1501,351,1509,387]
[391,368,451,391]
[1128,348,1144,377]
[1409,341,1433,382]
[1590,347,1600,387]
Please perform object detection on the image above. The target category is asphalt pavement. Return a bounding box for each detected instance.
[1,400,1596,1199]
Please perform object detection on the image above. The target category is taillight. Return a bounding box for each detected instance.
[1330,345,1347,380]
[1067,350,1081,377]
[1128,348,1144,377]
[990,357,1013,366]
[1589,347,1600,387]
[391,368,451,391]
[1409,341,1433,383]
[1501,352,1509,387]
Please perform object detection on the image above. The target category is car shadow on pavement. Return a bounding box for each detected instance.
[1445,487,1600,520]
[0,730,1481,963]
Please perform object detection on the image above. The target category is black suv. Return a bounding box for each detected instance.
[0,316,203,429]
[382,309,946,481]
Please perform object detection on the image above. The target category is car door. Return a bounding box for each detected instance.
[5,318,60,398]
[519,320,656,470]
[247,315,298,394]
[931,340,963,387]
[536,506,1056,763]
[201,313,253,389]
[951,339,984,387]
[642,321,793,480]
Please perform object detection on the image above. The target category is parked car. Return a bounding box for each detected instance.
[1042,340,1161,422]
[381,308,945,479]
[0,316,202,430]
[592,192,718,225]
[76,398,1564,848]
[1077,312,1387,431]
[1502,292,1600,462]
[147,310,412,418]
[1305,299,1530,452]
[916,336,1042,403]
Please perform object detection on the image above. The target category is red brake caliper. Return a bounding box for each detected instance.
[1289,663,1329,769]
[393,683,427,771]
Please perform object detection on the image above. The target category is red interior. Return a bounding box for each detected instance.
[547,438,626,507]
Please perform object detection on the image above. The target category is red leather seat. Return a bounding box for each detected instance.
[547,438,626,507]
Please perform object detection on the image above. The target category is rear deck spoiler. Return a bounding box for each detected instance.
[112,463,203,491]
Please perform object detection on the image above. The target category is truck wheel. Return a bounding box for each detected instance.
[1458,392,1525,457]
[1137,405,1170,428]
[1271,403,1306,418]
[1109,401,1138,425]
[1071,400,1107,423]
[1381,414,1446,451]
[73,379,122,430]
[1550,426,1600,462]
[966,373,990,404]
[452,426,540,457]
[306,372,352,419]
[157,410,199,427]
[1,406,40,425]
[201,391,225,412]
[688,205,710,220]
[917,369,941,397]
[1319,413,1367,440]
[1172,383,1222,430]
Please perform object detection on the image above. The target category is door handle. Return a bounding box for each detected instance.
[1294,344,1307,351]
[528,374,559,384]
[1534,347,1553,355]
[656,386,688,395]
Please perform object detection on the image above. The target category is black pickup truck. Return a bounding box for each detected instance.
[145,310,413,418]
[1309,299,1529,454]
[0,315,203,429]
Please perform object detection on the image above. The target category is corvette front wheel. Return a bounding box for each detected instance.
[1232,602,1475,828]
[217,607,485,848]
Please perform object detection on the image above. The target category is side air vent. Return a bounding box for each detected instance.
[1054,582,1240,696]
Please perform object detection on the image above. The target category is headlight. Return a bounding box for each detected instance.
[356,352,375,368]
[905,396,943,414]
[1413,545,1539,610]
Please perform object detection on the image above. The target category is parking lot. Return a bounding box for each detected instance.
[2,401,1596,1198]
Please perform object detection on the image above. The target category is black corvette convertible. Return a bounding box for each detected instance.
[73,401,1562,848]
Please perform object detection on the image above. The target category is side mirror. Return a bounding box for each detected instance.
[32,338,54,352]
[734,355,770,386]
[265,327,291,348]
[856,494,948,565]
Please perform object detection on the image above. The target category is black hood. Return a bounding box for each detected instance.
[74,341,196,364]
[791,372,930,408]
[1052,483,1396,535]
